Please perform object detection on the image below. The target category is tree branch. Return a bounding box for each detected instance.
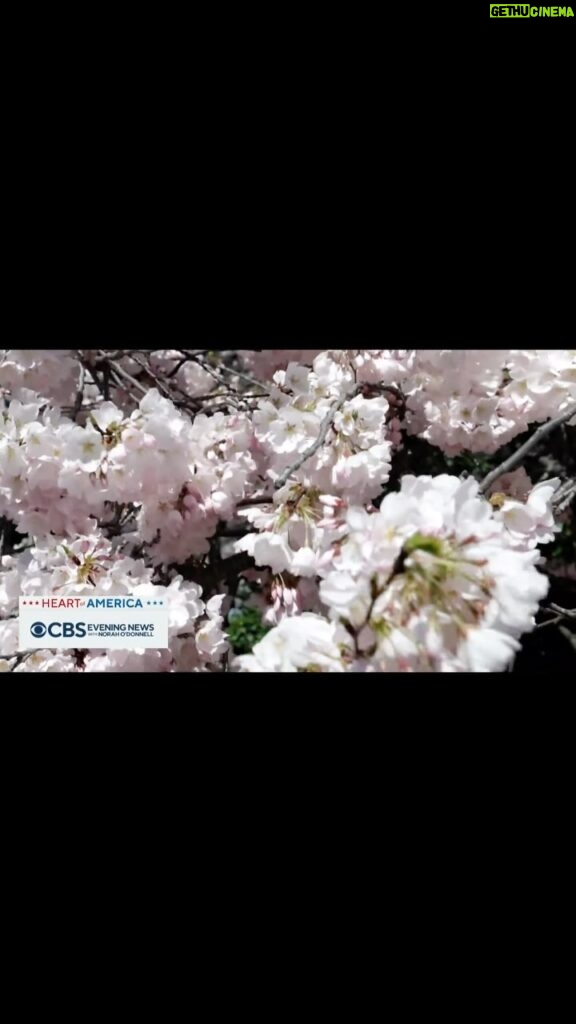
[480,402,576,494]
[552,477,576,514]
[273,386,361,491]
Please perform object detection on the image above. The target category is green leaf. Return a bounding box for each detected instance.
[227,607,271,654]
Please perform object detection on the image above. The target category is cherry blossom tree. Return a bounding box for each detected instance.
[1,347,574,673]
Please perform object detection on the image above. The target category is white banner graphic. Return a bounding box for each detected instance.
[18,595,169,649]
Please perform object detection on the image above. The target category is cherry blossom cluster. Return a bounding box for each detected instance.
[0,530,227,672]
[243,348,576,455]
[1,347,573,674]
[404,349,576,454]
[0,386,258,562]
[0,349,80,407]
[236,474,560,673]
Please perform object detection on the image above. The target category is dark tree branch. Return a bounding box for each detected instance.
[480,403,576,494]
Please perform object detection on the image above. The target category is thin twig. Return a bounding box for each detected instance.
[536,615,565,630]
[1,651,35,669]
[72,361,86,419]
[480,402,576,494]
[107,360,148,397]
[273,385,361,491]
[208,361,269,393]
[126,353,179,401]
[236,496,275,508]
[552,477,576,514]
[535,602,576,629]
[77,354,108,401]
[549,603,576,619]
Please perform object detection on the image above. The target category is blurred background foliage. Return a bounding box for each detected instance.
[227,607,271,655]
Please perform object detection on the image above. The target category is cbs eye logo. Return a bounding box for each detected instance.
[29,621,87,639]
